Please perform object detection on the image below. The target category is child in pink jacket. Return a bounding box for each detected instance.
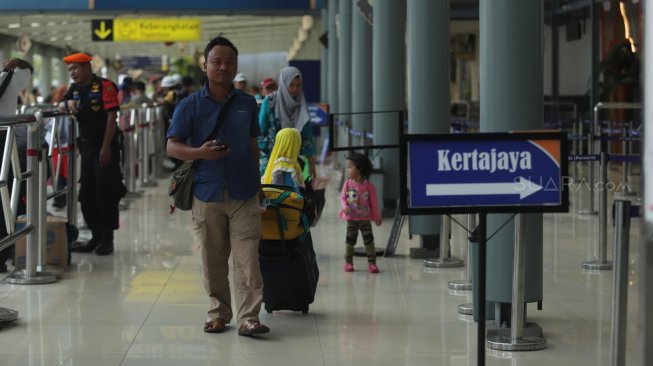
[339,153,381,273]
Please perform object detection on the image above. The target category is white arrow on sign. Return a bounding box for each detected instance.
[426,177,543,200]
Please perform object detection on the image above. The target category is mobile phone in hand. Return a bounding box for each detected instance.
[213,140,228,151]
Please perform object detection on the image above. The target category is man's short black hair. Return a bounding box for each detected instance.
[204,35,238,60]
[134,81,146,92]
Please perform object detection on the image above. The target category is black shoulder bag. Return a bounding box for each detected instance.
[0,70,14,99]
[168,93,237,213]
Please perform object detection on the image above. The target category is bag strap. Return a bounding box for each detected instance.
[203,90,238,143]
[270,191,292,205]
[0,70,14,99]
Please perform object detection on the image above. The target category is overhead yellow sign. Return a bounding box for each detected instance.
[92,19,201,42]
[115,19,201,42]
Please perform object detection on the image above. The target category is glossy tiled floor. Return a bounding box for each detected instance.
[0,164,643,365]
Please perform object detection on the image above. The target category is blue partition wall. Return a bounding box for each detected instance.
[289,60,321,103]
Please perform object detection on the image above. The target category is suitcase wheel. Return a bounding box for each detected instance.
[265,304,273,314]
[302,305,309,314]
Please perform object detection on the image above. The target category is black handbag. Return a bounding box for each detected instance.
[0,70,14,99]
[168,92,237,212]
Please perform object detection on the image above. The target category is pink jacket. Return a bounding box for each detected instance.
[339,179,381,222]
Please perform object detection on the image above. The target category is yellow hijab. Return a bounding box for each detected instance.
[262,128,304,186]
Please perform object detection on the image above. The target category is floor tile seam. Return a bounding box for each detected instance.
[119,255,182,366]
[0,352,127,356]
[389,259,410,316]
[320,351,473,356]
[312,325,473,332]
[124,350,328,356]
[313,321,469,327]
[312,300,327,365]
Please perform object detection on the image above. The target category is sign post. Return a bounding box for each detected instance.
[400,131,568,366]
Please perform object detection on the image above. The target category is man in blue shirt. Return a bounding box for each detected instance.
[167,36,269,336]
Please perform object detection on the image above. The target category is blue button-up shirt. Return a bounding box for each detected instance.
[167,86,261,203]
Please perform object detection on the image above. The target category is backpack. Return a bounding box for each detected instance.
[261,184,310,241]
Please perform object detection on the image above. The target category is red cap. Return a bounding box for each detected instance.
[260,77,277,90]
[63,53,93,64]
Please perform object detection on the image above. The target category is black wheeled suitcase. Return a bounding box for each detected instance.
[259,233,319,314]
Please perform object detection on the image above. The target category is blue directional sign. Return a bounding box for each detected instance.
[400,132,569,214]
[308,103,329,126]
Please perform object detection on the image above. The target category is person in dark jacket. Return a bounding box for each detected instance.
[59,53,126,256]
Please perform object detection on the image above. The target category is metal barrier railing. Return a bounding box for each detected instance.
[580,103,641,271]
[1,113,57,284]
[579,103,641,216]
[136,105,157,188]
[1,103,166,284]
[12,111,77,283]
[148,105,167,179]
[119,104,166,198]
[44,113,78,232]
[120,108,140,197]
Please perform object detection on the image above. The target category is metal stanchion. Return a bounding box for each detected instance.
[592,103,641,200]
[628,124,640,177]
[458,303,473,315]
[610,199,631,366]
[486,214,547,351]
[449,214,475,290]
[36,126,62,278]
[138,107,156,188]
[7,112,56,285]
[615,121,636,198]
[144,105,160,183]
[572,119,579,180]
[579,117,598,215]
[66,116,78,226]
[124,109,141,198]
[424,215,464,268]
[583,151,613,270]
[151,106,165,178]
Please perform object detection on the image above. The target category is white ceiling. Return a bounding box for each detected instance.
[0,13,309,58]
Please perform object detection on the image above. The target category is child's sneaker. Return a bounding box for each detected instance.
[344,263,354,272]
[368,263,379,273]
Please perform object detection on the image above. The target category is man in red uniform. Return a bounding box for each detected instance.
[59,53,126,255]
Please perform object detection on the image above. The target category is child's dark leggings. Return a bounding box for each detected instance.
[345,220,376,264]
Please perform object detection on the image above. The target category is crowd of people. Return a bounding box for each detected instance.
[1,35,384,339]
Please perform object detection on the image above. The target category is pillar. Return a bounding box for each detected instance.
[328,0,339,113]
[351,0,372,133]
[373,0,405,207]
[338,0,351,116]
[480,0,544,324]
[406,0,449,239]
[320,7,328,102]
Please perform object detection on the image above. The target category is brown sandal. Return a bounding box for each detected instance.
[203,318,226,333]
